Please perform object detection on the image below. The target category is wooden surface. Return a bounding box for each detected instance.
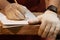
[0,21,2,34]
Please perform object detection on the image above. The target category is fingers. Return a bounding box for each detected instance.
[6,7,21,20]
[48,24,56,37]
[3,5,19,20]
[41,22,51,38]
[4,4,25,20]
[11,4,25,20]
[14,9,25,20]
[16,4,26,15]
[5,7,19,20]
[12,3,27,15]
[38,21,60,38]
[28,15,42,25]
[38,20,47,36]
[46,24,56,40]
[53,24,60,38]
[28,18,41,25]
[47,24,60,39]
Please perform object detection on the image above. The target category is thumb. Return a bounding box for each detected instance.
[28,15,42,25]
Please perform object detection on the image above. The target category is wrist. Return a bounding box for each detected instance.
[46,5,57,13]
[44,10,57,16]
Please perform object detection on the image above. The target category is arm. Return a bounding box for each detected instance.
[0,0,10,10]
[49,0,59,8]
[47,0,60,13]
[46,0,60,13]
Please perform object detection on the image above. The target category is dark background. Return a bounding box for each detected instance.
[7,0,46,12]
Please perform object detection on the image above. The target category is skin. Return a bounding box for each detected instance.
[0,0,10,10]
[0,0,60,40]
[29,0,60,40]
[0,0,25,20]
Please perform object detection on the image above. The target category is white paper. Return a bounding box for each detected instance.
[0,12,36,28]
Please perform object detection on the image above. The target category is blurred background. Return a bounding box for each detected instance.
[7,0,46,12]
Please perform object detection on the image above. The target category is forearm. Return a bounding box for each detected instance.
[0,0,10,10]
[48,0,60,8]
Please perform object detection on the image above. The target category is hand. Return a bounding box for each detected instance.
[29,10,60,38]
[1,3,27,20]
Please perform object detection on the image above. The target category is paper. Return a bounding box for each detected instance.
[0,12,36,28]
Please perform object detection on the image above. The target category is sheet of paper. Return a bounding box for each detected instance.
[0,12,36,28]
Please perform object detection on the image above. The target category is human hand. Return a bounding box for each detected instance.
[1,3,27,20]
[29,10,60,38]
